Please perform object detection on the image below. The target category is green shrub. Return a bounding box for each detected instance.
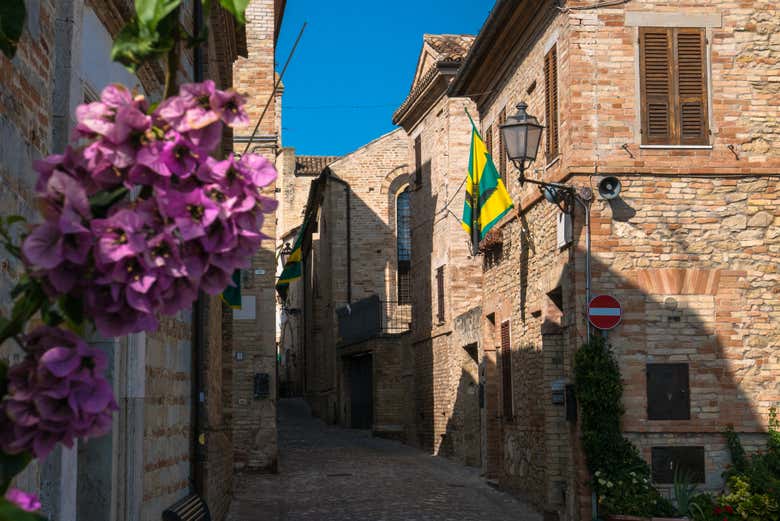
[720,476,779,521]
[575,336,674,518]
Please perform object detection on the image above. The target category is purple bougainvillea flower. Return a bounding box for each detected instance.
[161,135,201,178]
[238,152,277,189]
[22,223,64,270]
[159,187,220,240]
[99,84,133,109]
[91,208,149,265]
[0,327,118,459]
[6,489,41,512]
[210,89,249,127]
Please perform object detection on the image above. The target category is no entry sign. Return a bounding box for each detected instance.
[588,295,622,330]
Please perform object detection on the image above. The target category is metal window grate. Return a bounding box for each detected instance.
[397,190,412,304]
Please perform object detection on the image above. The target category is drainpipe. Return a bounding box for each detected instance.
[191,0,206,499]
[574,194,592,339]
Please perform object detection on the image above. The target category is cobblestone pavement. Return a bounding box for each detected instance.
[227,398,541,521]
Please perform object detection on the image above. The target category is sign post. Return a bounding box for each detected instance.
[587,295,622,331]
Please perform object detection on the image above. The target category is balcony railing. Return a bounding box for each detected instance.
[336,295,411,346]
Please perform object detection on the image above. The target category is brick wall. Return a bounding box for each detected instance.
[300,129,414,431]
[231,0,280,472]
[466,2,780,519]
[403,78,483,465]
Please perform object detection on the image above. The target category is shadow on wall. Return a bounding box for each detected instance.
[493,187,773,518]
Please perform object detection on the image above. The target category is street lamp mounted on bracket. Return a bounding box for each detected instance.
[499,101,594,337]
[499,101,577,213]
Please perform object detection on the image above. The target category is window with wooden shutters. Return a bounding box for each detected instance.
[498,108,507,184]
[640,27,708,145]
[436,265,445,324]
[544,45,559,159]
[414,135,422,187]
[500,321,513,421]
[485,124,493,164]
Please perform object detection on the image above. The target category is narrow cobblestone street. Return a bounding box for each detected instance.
[227,399,541,521]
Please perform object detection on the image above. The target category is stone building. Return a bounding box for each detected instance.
[279,130,417,440]
[448,1,780,520]
[230,0,286,474]
[392,34,483,467]
[275,152,340,398]
[0,1,281,519]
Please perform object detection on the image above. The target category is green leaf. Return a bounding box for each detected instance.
[217,0,250,24]
[0,282,45,344]
[0,497,45,521]
[88,187,130,218]
[0,0,25,59]
[0,452,31,494]
[4,216,25,227]
[58,294,84,331]
[135,0,181,32]
[41,306,63,327]
[110,19,159,72]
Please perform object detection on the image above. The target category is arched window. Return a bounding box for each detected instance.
[396,188,412,304]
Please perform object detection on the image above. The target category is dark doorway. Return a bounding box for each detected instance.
[348,354,373,429]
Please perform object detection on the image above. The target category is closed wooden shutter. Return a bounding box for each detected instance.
[640,28,674,144]
[500,321,513,421]
[646,363,690,420]
[436,266,445,323]
[485,124,493,163]
[414,135,422,187]
[676,29,708,145]
[640,27,708,145]
[498,108,507,183]
[544,45,559,158]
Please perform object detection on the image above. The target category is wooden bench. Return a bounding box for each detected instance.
[162,494,211,521]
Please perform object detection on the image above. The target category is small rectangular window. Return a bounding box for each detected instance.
[414,135,422,187]
[639,27,708,145]
[500,321,513,421]
[651,446,705,484]
[647,363,690,420]
[436,266,445,323]
[544,45,559,159]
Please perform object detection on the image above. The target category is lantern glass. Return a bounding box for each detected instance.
[499,102,544,169]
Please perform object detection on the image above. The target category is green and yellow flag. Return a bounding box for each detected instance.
[461,115,514,250]
[222,270,242,309]
[275,221,306,300]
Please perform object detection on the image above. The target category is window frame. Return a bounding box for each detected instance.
[638,26,711,147]
[500,320,513,422]
[396,188,412,305]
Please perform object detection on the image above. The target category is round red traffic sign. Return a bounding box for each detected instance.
[588,295,622,330]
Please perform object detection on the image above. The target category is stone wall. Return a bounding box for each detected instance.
[404,86,482,465]
[467,2,780,519]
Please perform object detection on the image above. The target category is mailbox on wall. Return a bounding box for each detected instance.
[253,373,270,399]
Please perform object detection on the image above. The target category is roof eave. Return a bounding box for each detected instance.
[392,62,461,128]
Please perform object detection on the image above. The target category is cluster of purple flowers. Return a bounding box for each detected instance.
[22,81,277,337]
[0,327,117,459]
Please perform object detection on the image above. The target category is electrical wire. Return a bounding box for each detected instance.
[242,22,307,155]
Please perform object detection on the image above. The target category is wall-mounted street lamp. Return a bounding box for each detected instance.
[499,101,544,181]
[280,242,293,265]
[499,101,574,212]
[499,100,594,337]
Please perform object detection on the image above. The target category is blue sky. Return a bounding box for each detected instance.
[275,1,492,156]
